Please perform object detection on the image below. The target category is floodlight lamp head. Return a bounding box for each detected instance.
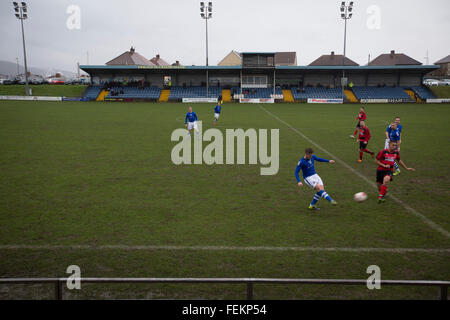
[208,13,212,18]
[341,13,345,18]
[349,1,354,7]
[15,13,20,18]
[349,13,352,18]
[341,1,345,6]
[23,13,27,19]
[208,7,212,12]
[200,2,204,7]
[201,13,205,18]
[208,2,212,7]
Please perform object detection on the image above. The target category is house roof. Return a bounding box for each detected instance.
[275,52,297,66]
[368,50,422,66]
[217,50,242,65]
[435,54,450,64]
[106,47,155,66]
[309,51,359,66]
[150,54,170,66]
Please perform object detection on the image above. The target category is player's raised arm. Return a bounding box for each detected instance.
[398,159,415,171]
[312,155,334,163]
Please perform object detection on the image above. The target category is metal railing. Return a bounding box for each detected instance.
[0,278,448,300]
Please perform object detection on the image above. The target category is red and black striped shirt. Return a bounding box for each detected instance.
[376,149,400,171]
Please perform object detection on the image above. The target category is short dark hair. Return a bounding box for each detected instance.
[305,148,314,155]
[395,116,400,120]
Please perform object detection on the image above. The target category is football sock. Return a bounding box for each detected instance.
[379,185,387,198]
[321,190,333,202]
[394,162,399,170]
[359,151,363,160]
[311,190,324,206]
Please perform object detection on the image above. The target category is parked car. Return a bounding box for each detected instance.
[2,79,16,85]
[423,79,439,86]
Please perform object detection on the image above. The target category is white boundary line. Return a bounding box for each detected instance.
[0,244,448,253]
[258,105,450,239]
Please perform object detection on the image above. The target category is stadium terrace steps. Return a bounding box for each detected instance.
[159,89,170,102]
[282,89,294,102]
[344,89,358,102]
[404,89,421,102]
[96,89,109,101]
[106,86,161,99]
[231,87,283,99]
[409,86,436,100]
[221,89,231,102]
[351,86,413,101]
[169,86,223,100]
[83,86,102,100]
[290,87,343,100]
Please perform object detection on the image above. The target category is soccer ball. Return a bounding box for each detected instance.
[353,192,368,202]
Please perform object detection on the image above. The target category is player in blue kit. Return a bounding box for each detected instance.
[185,106,199,136]
[295,148,337,211]
[385,117,402,175]
[213,101,222,126]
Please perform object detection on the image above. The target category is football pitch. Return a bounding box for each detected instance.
[0,101,449,299]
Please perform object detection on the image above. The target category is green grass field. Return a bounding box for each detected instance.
[0,101,449,299]
[0,85,87,97]
[429,86,450,98]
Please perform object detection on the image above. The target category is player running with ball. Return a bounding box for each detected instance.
[375,141,415,203]
[295,148,337,211]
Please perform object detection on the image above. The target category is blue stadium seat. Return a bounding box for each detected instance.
[352,86,412,100]
[83,86,102,100]
[231,87,282,98]
[106,86,161,99]
[168,86,222,100]
[290,87,343,100]
[409,86,436,100]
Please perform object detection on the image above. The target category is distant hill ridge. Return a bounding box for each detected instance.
[0,60,78,78]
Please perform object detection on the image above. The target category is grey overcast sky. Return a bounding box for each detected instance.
[1,0,449,72]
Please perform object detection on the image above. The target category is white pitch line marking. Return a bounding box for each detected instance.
[0,245,448,253]
[259,105,450,239]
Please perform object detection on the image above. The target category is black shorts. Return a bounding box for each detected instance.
[376,170,393,184]
[359,141,368,149]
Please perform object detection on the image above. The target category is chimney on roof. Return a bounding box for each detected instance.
[130,47,135,54]
[390,50,395,56]
[331,51,335,56]
[156,54,160,59]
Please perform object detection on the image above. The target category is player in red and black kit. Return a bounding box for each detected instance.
[375,141,415,203]
[356,121,374,162]
[350,107,366,138]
